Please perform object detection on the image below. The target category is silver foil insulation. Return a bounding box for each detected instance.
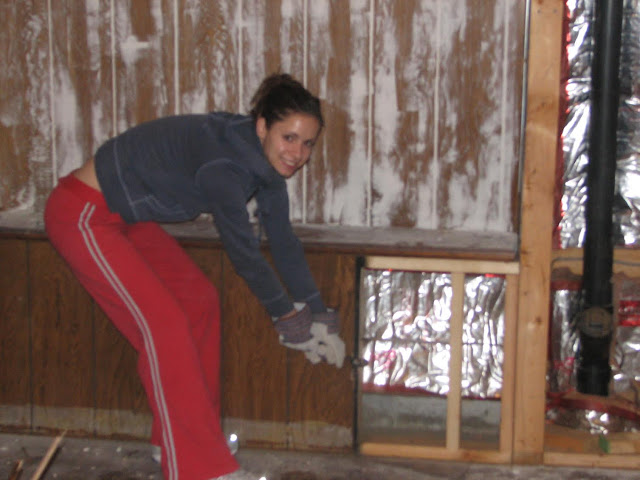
[548,277,640,434]
[559,0,640,248]
[360,268,505,399]
[549,0,640,434]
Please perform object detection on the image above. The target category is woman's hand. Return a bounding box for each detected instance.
[274,304,346,368]
[273,304,318,357]
[309,309,346,368]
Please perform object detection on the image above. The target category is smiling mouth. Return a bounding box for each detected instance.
[282,159,299,169]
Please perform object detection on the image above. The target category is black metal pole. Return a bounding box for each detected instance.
[577,0,624,396]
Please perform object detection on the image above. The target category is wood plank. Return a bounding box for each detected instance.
[94,245,225,439]
[499,274,518,457]
[365,256,519,275]
[29,240,95,433]
[437,0,521,232]
[371,0,438,228]
[361,441,512,464]
[544,424,601,454]
[288,253,356,451]
[241,0,304,107]
[552,247,640,277]
[1,222,519,260]
[0,238,31,427]
[49,1,111,178]
[544,451,640,470]
[185,244,225,420]
[504,0,528,227]
[115,0,175,126]
[446,272,465,451]
[94,306,151,438]
[0,3,51,213]
[163,221,519,260]
[304,0,371,225]
[220,252,288,448]
[178,0,238,113]
[514,0,565,464]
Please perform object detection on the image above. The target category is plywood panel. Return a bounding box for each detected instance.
[504,1,527,228]
[178,0,239,113]
[288,253,356,450]
[305,0,371,226]
[436,0,521,232]
[93,245,225,438]
[50,1,114,178]
[1,1,528,237]
[242,0,305,109]
[0,2,51,212]
[371,0,438,228]
[94,307,151,438]
[29,240,95,432]
[220,253,288,447]
[114,0,175,128]
[0,238,30,427]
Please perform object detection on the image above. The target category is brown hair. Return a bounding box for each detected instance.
[249,73,324,129]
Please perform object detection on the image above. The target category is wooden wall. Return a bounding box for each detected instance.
[0,0,526,232]
[0,0,578,465]
[0,235,356,450]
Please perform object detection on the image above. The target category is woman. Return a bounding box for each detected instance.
[44,73,345,480]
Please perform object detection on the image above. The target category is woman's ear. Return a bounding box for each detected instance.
[255,117,267,143]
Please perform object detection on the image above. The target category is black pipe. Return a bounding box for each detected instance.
[577,0,624,396]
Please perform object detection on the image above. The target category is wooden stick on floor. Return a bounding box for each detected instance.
[29,431,66,480]
[7,459,23,480]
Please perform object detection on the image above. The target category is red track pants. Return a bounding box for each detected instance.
[44,173,238,480]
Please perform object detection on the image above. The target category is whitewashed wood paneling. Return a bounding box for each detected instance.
[0,0,526,234]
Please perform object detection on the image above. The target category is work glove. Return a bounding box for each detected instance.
[273,303,318,355]
[308,309,346,368]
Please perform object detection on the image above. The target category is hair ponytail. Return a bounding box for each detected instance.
[249,73,324,129]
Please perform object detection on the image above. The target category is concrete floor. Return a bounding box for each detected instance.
[1,433,639,480]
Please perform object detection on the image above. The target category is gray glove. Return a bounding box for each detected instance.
[273,303,318,354]
[307,309,346,368]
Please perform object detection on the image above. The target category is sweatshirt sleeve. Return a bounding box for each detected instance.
[198,161,295,317]
[255,180,326,314]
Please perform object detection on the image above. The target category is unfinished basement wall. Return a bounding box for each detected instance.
[0,0,526,234]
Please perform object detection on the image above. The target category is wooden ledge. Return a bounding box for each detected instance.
[0,211,517,260]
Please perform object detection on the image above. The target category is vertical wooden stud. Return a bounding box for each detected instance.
[500,273,519,456]
[446,272,465,451]
[514,0,565,464]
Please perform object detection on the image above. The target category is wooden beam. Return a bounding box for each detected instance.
[499,274,519,457]
[513,0,565,464]
[552,248,640,277]
[360,442,512,465]
[446,272,465,451]
[365,256,519,275]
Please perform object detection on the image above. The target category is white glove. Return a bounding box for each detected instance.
[273,303,318,355]
[308,309,346,368]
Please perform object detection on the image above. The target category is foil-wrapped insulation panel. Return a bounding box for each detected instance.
[612,273,640,394]
[548,288,582,394]
[547,272,640,433]
[559,0,640,247]
[360,268,505,399]
[549,0,640,435]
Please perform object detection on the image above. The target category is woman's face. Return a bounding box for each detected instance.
[256,113,321,178]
